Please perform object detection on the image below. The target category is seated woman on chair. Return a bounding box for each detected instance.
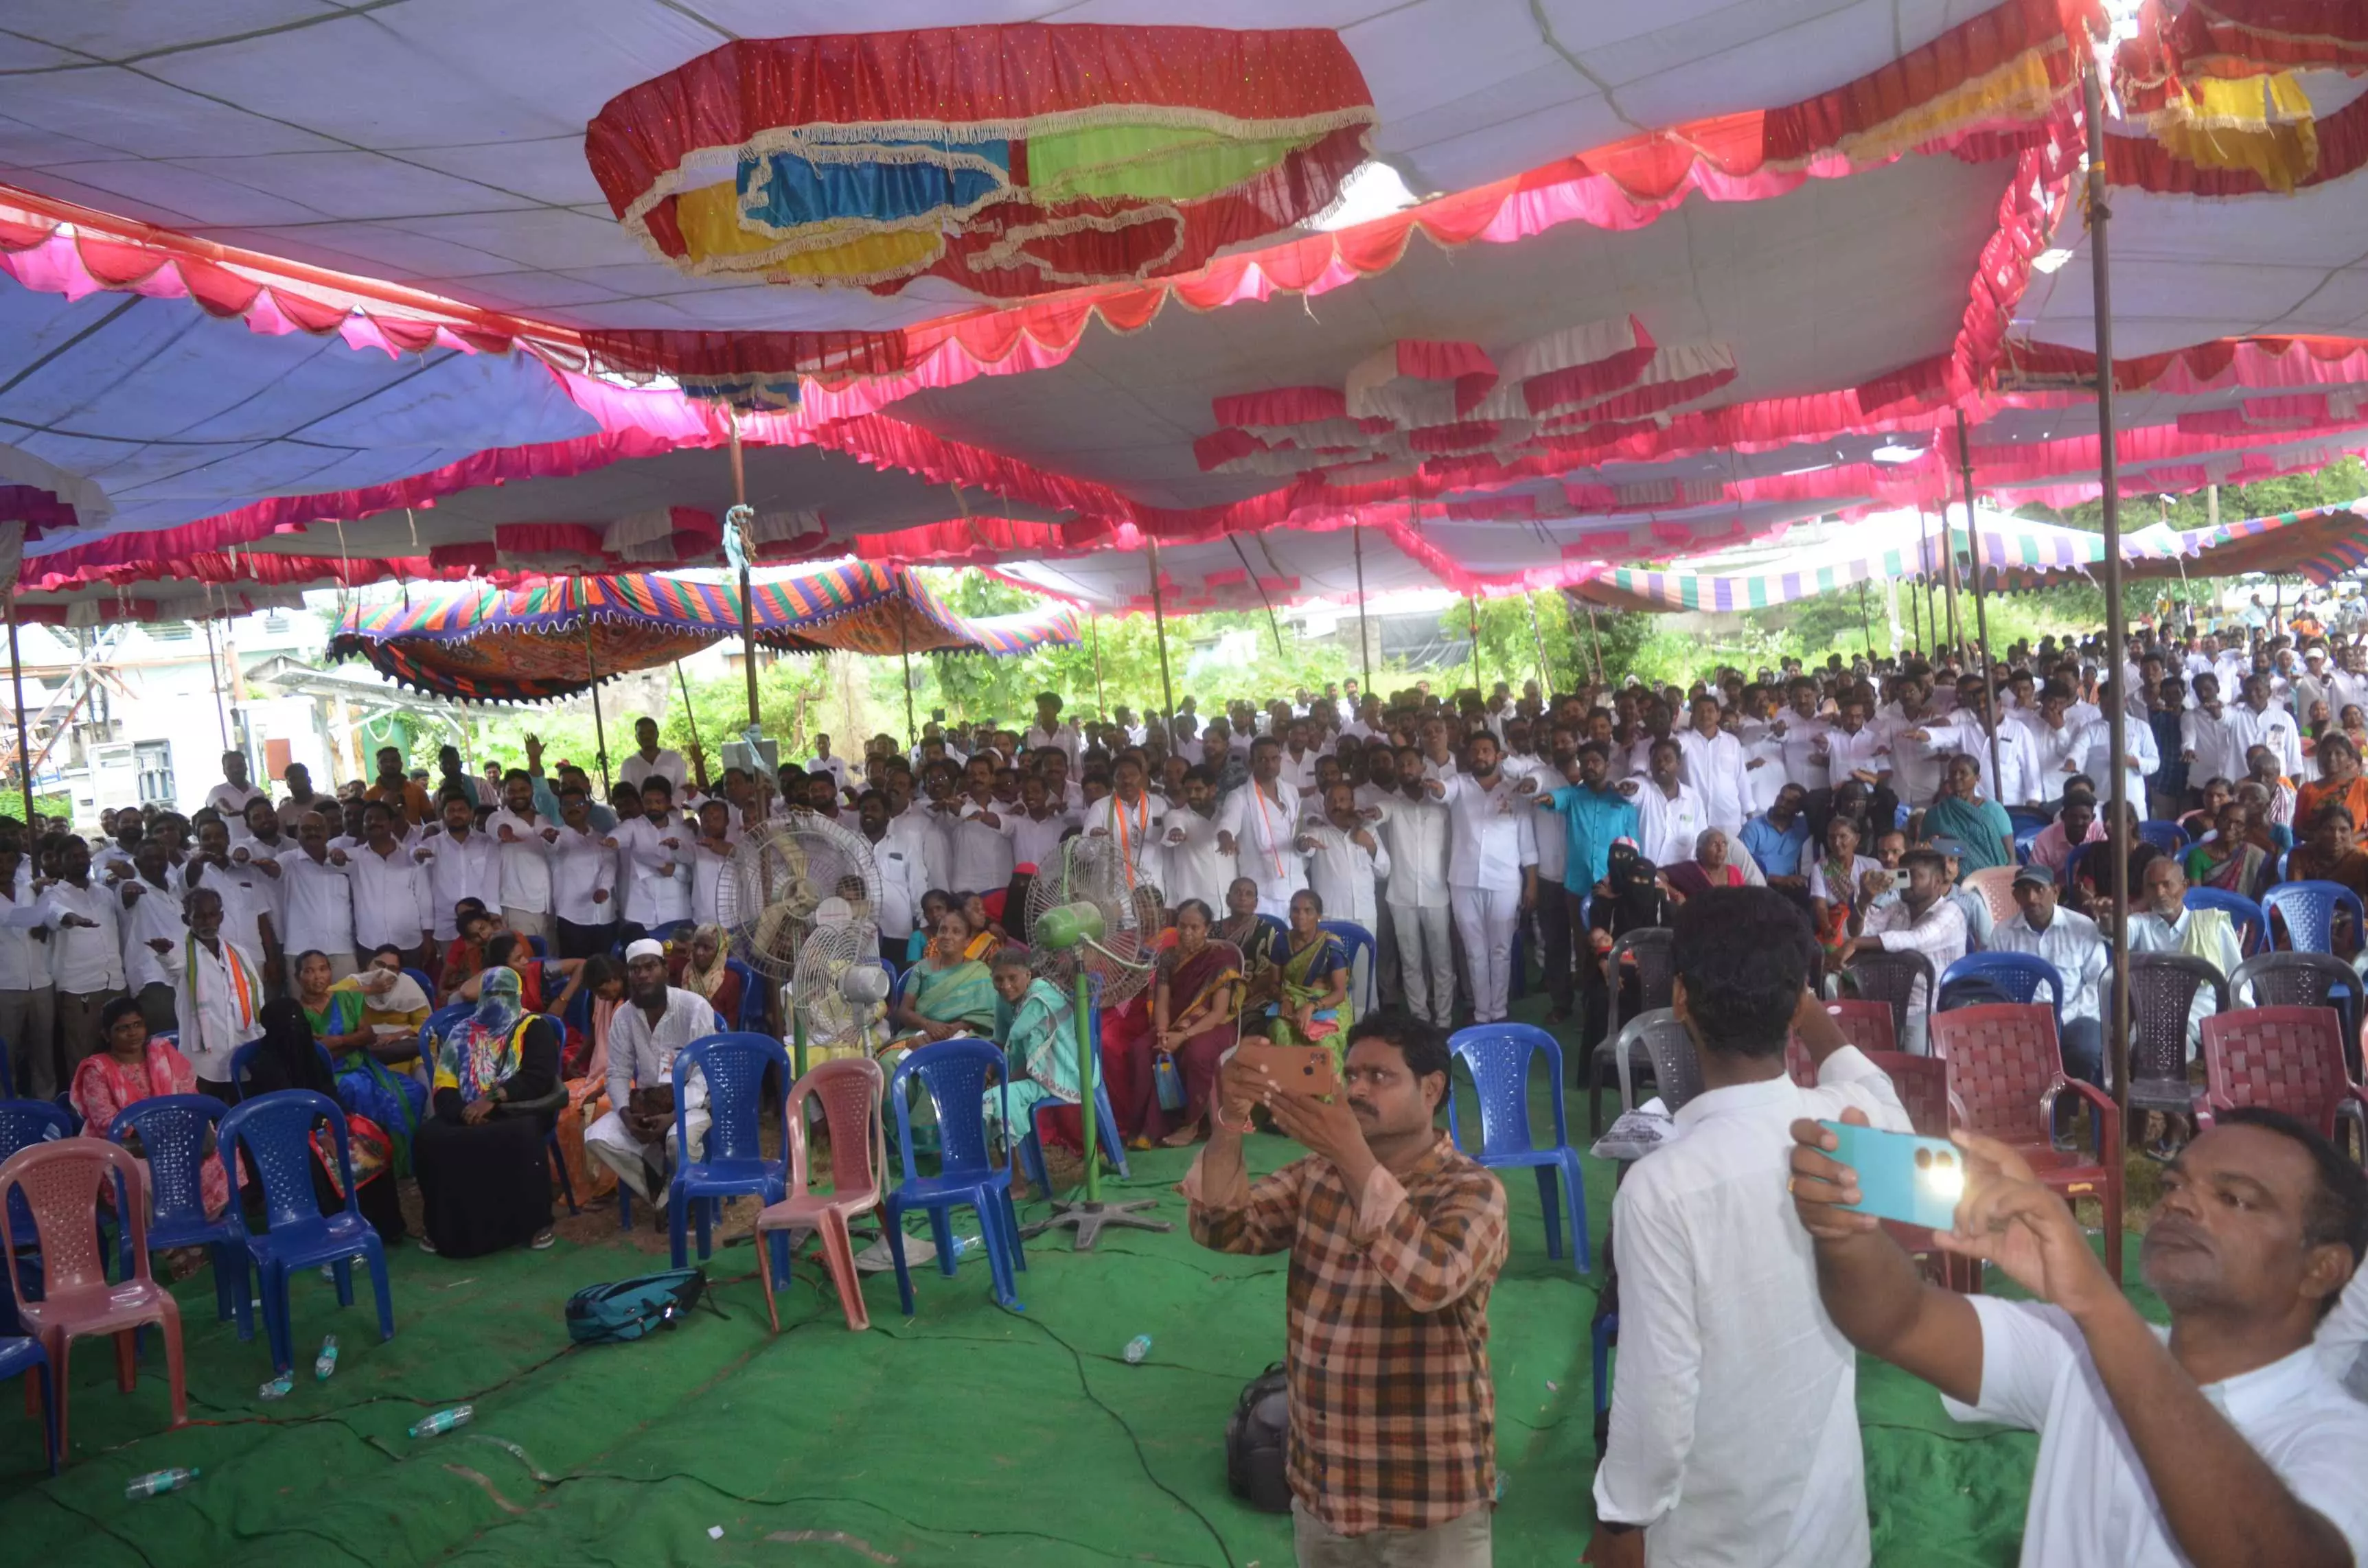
[292,948,428,1176]
[451,932,587,1019]
[245,998,405,1243]
[1259,889,1349,1065]
[412,967,560,1258]
[1153,898,1242,1148]
[882,907,998,1060]
[354,944,433,1037]
[553,955,625,1203]
[69,995,229,1217]
[987,946,1081,1184]
[667,922,744,1026]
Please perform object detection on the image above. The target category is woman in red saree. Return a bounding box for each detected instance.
[70,996,229,1217]
[1153,899,1243,1147]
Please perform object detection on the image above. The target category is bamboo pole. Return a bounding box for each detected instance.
[5,597,31,825]
[728,411,760,730]
[585,619,611,795]
[1956,409,2007,806]
[1353,524,1373,692]
[1146,541,1177,743]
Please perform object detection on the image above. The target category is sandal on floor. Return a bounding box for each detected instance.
[530,1229,555,1251]
[417,1235,438,1255]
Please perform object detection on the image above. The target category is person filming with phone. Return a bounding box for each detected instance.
[1839,844,1964,1052]
[1789,1107,2368,1565]
[1184,1015,1508,1566]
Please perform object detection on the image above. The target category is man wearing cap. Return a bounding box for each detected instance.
[1986,864,2109,1085]
[584,939,719,1210]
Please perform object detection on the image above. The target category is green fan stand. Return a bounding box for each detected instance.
[1026,903,1171,1249]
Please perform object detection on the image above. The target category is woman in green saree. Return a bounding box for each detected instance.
[882,906,999,1060]
[1917,754,2014,875]
[295,948,427,1174]
[1261,889,1350,1067]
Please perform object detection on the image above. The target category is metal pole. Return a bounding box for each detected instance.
[1146,540,1177,743]
[5,597,31,825]
[2084,49,2135,1115]
[1088,614,1107,719]
[200,611,231,750]
[1524,592,1554,699]
[585,619,611,795]
[1856,579,1876,661]
[1232,536,1287,654]
[1907,553,1924,652]
[1920,509,1940,656]
[1956,408,2008,804]
[674,662,703,768]
[1936,502,1966,660]
[728,411,761,730]
[1353,523,1373,692]
[1583,601,1607,685]
[1467,596,1484,695]
[899,620,918,740]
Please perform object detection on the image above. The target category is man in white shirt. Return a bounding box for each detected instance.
[277,809,358,979]
[1158,765,1234,914]
[1379,745,1456,1028]
[1296,779,1391,936]
[2181,672,2245,800]
[2227,672,2303,779]
[1634,738,1711,870]
[1987,865,2108,1083]
[947,756,1017,896]
[858,790,923,966]
[1275,719,1322,796]
[1218,737,1307,918]
[183,817,279,1000]
[0,835,56,1098]
[1793,1103,2368,1568]
[168,884,266,1089]
[487,770,555,940]
[614,775,694,937]
[1816,693,1897,829]
[1080,755,1160,890]
[805,733,849,797]
[686,798,737,928]
[1673,694,1752,835]
[1591,888,1909,1568]
[203,749,268,820]
[617,717,689,796]
[1426,730,1537,1025]
[1769,679,1833,797]
[1846,846,1966,1052]
[415,791,503,952]
[585,941,720,1208]
[547,783,621,960]
[118,834,187,1035]
[2069,680,2160,818]
[45,835,125,1076]
[1022,692,1083,767]
[348,800,434,969]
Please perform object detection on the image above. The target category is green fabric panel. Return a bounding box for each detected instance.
[1,991,2142,1566]
[1025,124,1300,202]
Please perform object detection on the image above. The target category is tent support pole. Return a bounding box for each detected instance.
[900,621,918,740]
[1582,599,1607,686]
[1353,524,1373,693]
[1088,614,1107,719]
[1938,503,1966,660]
[1467,597,1483,696]
[586,619,611,796]
[1146,541,1177,743]
[1232,536,1286,654]
[1907,555,1924,652]
[1856,579,1876,660]
[728,411,760,730]
[5,596,30,825]
[1956,408,2007,802]
[2084,49,2134,1116]
[674,662,703,774]
[1525,593,1553,700]
[201,611,231,751]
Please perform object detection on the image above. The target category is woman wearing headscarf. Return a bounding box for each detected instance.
[669,923,744,1024]
[411,967,560,1257]
[243,998,404,1243]
[1582,838,1671,1049]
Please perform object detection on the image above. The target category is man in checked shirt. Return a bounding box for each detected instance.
[1186,1014,1508,1565]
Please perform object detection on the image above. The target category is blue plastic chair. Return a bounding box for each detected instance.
[884,1038,1026,1314]
[667,1033,791,1270]
[0,1036,12,1098]
[725,958,768,1033]
[2184,887,2268,956]
[2263,881,2367,956]
[1446,1024,1591,1273]
[1938,952,2065,1033]
[1318,919,1378,1016]
[227,1036,338,1101]
[1013,996,1132,1195]
[0,1336,56,1473]
[2010,818,2047,866]
[647,919,693,944]
[612,1005,735,1232]
[526,934,549,958]
[2137,819,2190,855]
[404,967,437,1006]
[109,1095,251,1341]
[0,1100,71,1337]
[2005,805,2054,835]
[217,1089,395,1375]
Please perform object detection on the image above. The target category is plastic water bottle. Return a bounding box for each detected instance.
[125,1467,200,1499]
[1123,1335,1153,1365]
[314,1335,339,1381]
[949,1234,984,1260]
[258,1373,294,1401]
[409,1405,474,1439]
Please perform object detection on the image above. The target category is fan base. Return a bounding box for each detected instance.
[1023,1199,1173,1249]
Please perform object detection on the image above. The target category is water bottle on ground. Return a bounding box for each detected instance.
[259,1373,294,1400]
[1123,1335,1153,1365]
[126,1467,200,1499]
[314,1335,339,1381]
[409,1405,474,1438]
[949,1234,983,1260]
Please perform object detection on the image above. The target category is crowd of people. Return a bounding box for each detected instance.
[15,604,2368,1565]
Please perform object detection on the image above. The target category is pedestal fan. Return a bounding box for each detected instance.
[1021,835,1173,1248]
[717,810,879,1076]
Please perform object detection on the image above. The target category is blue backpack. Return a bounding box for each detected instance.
[564,1268,708,1345]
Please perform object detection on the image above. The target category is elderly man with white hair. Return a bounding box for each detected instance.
[584,938,722,1212]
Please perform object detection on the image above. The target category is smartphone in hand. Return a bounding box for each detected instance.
[1819,1121,1965,1230]
[1224,1041,1342,1120]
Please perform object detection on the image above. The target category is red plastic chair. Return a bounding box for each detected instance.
[1860,1048,1964,1284]
[1929,1003,2124,1287]
[2197,1006,2368,1155]
[755,1057,886,1333]
[1788,1000,1902,1087]
[0,1139,185,1457]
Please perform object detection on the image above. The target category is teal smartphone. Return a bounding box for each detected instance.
[1819,1121,1965,1230]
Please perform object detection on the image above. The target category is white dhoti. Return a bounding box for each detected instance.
[1390,902,1456,1030]
[584,1102,712,1206]
[1450,886,1520,1024]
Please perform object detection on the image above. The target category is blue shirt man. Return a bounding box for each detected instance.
[1537,742,1640,892]
[1738,784,1813,886]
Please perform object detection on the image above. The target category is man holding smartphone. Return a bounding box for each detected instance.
[1587,888,1910,1568]
[1185,1015,1508,1566]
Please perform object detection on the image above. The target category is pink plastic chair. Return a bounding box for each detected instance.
[0,1139,185,1457]
[755,1058,886,1333]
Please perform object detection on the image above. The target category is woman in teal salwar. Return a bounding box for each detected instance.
[987,947,1081,1188]
[294,947,426,1173]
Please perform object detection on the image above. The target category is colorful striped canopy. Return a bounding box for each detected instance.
[329,562,1079,703]
[2128,500,2368,586]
